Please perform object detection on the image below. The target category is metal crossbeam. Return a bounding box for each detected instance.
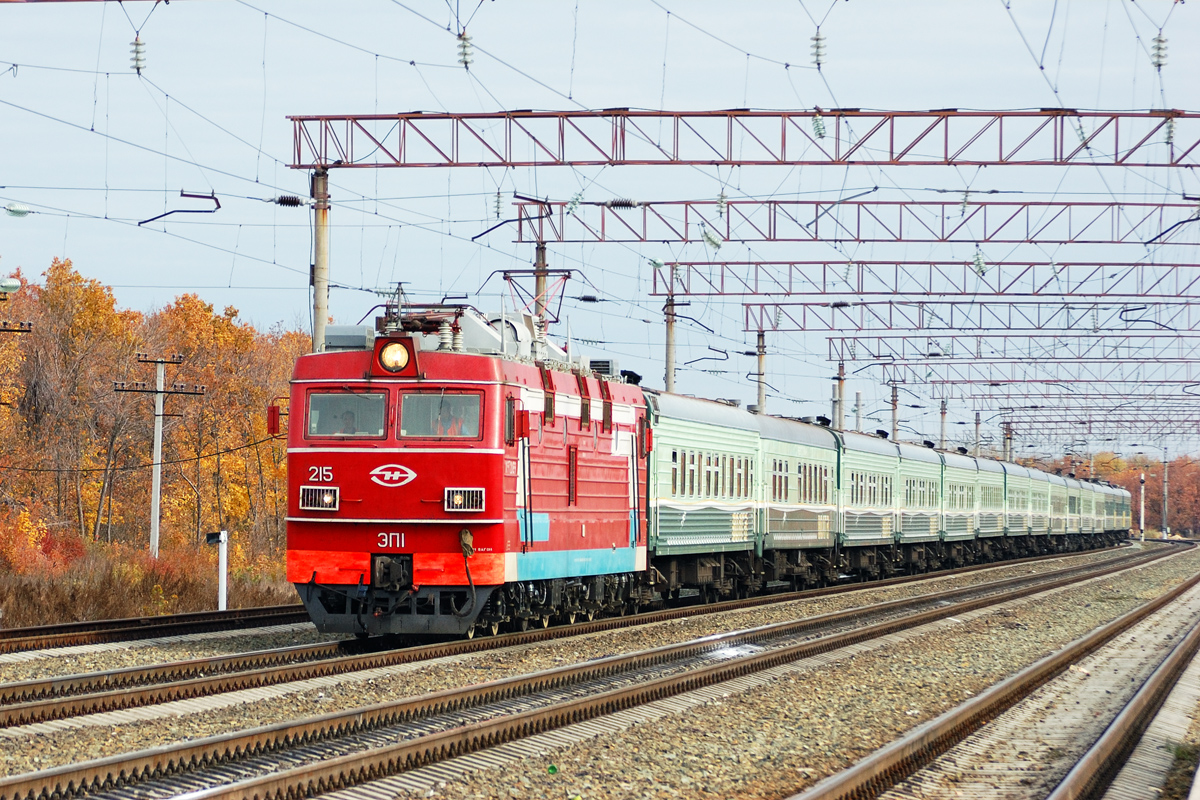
[951,389,1200,403]
[882,360,1200,385]
[998,416,1200,436]
[288,110,1200,169]
[653,261,1200,298]
[828,334,1200,363]
[516,199,1199,245]
[747,300,1200,332]
[1009,419,1200,432]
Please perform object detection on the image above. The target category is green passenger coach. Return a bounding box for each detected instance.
[639,390,1129,599]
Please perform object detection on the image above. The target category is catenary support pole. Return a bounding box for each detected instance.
[835,362,845,431]
[149,360,165,559]
[974,411,981,456]
[664,293,676,393]
[890,383,899,441]
[311,169,330,352]
[855,391,862,433]
[939,400,947,450]
[534,241,548,323]
[756,331,766,415]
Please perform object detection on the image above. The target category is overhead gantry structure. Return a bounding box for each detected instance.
[289,109,1200,169]
[288,108,1200,453]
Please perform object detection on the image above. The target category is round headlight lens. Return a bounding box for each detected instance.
[379,342,410,372]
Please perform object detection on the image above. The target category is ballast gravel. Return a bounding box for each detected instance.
[0,545,1172,782]
[391,546,1200,800]
[0,549,1123,689]
[0,625,345,687]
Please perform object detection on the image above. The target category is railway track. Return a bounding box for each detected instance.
[0,605,310,655]
[0,545,1150,729]
[791,553,1200,800]
[0,542,1181,800]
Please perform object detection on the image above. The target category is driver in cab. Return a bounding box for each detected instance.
[436,399,478,437]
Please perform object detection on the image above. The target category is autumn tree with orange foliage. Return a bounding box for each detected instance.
[0,260,308,623]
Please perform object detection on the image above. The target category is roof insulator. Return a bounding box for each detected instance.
[1152,33,1167,70]
[811,31,826,69]
[457,32,473,68]
[973,247,987,276]
[130,36,146,75]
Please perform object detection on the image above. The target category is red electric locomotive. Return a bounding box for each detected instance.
[285,303,650,637]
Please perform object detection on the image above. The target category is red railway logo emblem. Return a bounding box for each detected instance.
[369,464,417,487]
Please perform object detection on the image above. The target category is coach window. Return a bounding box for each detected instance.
[307,391,387,438]
[399,393,482,438]
[671,450,679,496]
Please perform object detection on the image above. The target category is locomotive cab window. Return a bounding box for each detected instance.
[307,392,387,438]
[400,393,482,438]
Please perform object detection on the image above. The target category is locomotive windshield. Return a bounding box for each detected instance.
[400,393,481,438]
[307,391,387,437]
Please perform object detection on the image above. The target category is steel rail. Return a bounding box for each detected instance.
[0,545,1134,725]
[787,564,1200,800]
[0,605,309,655]
[0,544,1177,800]
[1044,613,1200,800]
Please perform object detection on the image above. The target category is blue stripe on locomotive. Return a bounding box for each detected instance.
[515,545,640,580]
[514,510,640,579]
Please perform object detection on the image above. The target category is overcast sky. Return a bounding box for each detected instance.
[2,1,1198,453]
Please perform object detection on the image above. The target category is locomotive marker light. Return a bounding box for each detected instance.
[378,341,410,372]
[370,337,418,378]
[204,530,229,611]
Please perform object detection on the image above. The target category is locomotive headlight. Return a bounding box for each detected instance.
[379,342,410,372]
[322,491,336,506]
[451,492,464,508]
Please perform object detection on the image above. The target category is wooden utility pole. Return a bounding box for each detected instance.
[115,354,205,557]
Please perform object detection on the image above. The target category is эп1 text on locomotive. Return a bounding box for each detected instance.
[281,302,1132,638]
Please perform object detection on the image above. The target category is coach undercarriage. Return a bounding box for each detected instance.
[297,530,1126,638]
